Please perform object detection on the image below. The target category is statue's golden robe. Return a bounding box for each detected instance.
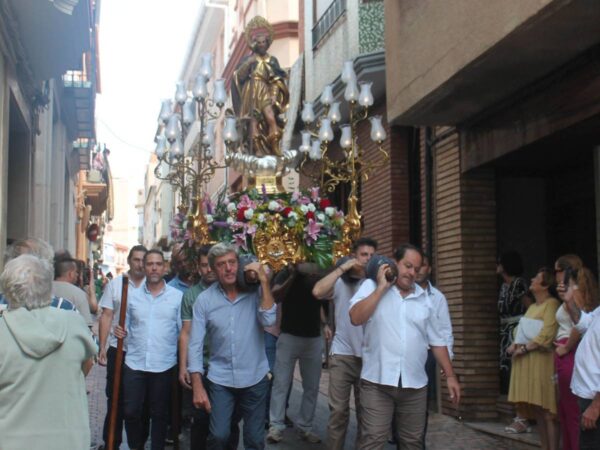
[232,54,289,156]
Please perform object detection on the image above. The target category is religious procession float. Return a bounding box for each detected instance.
[154,16,388,273]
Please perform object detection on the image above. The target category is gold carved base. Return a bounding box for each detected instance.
[247,174,286,194]
[252,214,300,271]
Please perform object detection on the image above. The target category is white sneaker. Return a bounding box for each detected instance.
[267,426,283,443]
[298,430,321,443]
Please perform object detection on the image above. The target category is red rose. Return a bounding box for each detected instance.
[282,207,293,217]
[237,206,248,221]
[319,198,331,209]
[306,211,315,220]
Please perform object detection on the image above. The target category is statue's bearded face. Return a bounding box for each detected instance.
[253,34,270,56]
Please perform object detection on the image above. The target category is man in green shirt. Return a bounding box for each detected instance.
[179,245,215,388]
[178,245,220,448]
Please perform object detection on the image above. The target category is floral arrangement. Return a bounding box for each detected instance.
[188,186,346,268]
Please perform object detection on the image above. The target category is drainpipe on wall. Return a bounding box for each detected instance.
[425,127,434,265]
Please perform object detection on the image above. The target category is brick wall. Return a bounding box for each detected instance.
[360,103,411,256]
[428,129,500,420]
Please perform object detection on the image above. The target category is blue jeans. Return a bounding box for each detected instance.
[207,376,269,450]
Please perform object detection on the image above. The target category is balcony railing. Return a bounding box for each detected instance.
[312,0,347,49]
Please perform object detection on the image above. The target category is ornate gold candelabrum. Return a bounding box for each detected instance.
[154,53,228,245]
[296,61,389,257]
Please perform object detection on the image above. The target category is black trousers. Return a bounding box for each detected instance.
[579,397,600,450]
[103,347,150,447]
[102,346,126,447]
[123,365,174,450]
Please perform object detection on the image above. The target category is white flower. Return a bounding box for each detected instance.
[288,211,298,221]
[226,217,234,225]
[268,200,280,211]
[244,208,254,220]
[325,207,335,217]
[307,203,316,212]
[257,213,266,222]
[227,202,237,212]
[205,214,214,224]
[299,204,309,214]
[316,212,325,222]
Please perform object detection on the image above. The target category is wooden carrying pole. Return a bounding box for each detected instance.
[107,275,129,450]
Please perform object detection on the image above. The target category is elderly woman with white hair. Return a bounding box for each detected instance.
[0,254,97,450]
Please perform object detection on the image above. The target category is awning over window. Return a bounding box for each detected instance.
[9,0,91,82]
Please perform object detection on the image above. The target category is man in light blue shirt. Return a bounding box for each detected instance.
[115,249,182,450]
[188,243,276,450]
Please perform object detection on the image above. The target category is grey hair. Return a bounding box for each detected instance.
[208,243,238,270]
[4,237,55,265]
[0,254,53,310]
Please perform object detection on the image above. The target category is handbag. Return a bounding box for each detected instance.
[514,317,543,344]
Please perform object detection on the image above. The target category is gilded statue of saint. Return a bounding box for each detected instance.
[232,16,289,157]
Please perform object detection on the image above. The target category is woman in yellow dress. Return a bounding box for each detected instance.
[507,267,560,450]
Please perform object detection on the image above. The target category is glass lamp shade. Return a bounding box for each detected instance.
[318,118,334,143]
[192,74,208,100]
[200,53,213,80]
[320,84,334,106]
[369,116,387,143]
[175,81,188,105]
[213,79,228,107]
[339,125,352,149]
[158,99,173,124]
[328,102,341,123]
[344,81,359,103]
[182,99,196,125]
[341,60,356,84]
[358,82,374,107]
[223,117,239,144]
[309,139,322,161]
[299,130,311,153]
[165,114,181,143]
[202,120,216,145]
[301,101,315,124]
[155,135,167,158]
[170,136,184,158]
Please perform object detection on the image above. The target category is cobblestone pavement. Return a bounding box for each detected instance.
[87,362,522,450]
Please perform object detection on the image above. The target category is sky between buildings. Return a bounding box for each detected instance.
[95,0,203,247]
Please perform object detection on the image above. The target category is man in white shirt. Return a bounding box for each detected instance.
[563,279,600,449]
[415,254,453,447]
[97,244,147,450]
[312,237,377,450]
[349,244,460,450]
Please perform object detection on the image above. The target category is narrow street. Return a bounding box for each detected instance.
[87,362,530,450]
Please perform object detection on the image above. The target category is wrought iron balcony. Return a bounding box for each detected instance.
[62,69,95,140]
[312,0,347,49]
